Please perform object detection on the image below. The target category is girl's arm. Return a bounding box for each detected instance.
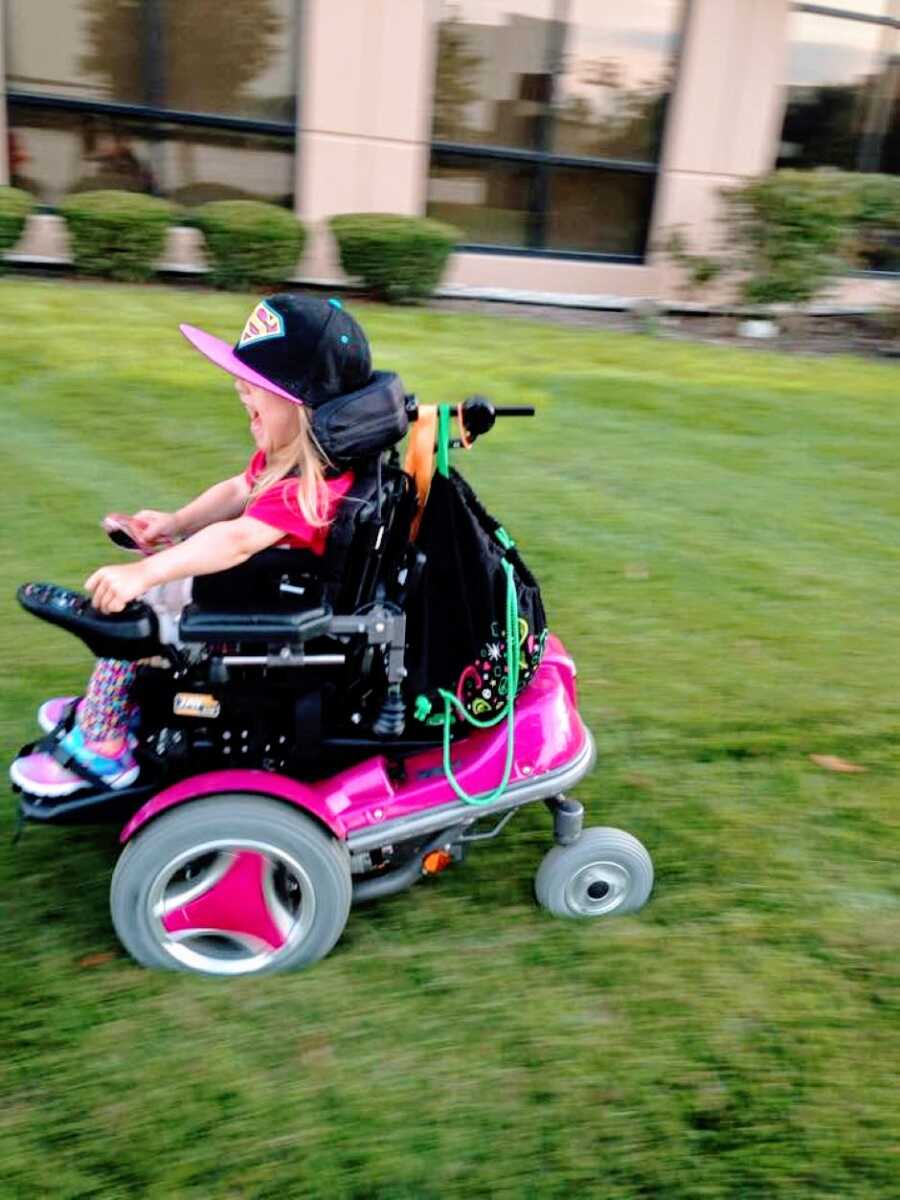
[132,473,251,542]
[85,515,283,614]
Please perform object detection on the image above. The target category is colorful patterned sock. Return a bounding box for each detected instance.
[78,659,138,744]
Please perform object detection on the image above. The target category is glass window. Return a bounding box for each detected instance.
[427,153,536,247]
[159,0,296,121]
[5,0,297,122]
[779,10,899,172]
[8,106,294,207]
[545,167,653,254]
[429,0,684,258]
[5,0,143,104]
[553,0,681,161]
[432,0,559,151]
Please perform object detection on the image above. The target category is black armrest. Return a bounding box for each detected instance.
[178,604,333,644]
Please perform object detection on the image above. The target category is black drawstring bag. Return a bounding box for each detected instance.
[406,466,548,725]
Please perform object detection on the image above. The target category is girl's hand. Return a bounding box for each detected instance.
[131,509,180,545]
[85,562,150,614]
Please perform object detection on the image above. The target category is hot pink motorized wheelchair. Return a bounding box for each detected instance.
[12,378,653,977]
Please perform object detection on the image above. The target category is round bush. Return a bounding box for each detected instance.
[330,213,460,303]
[190,200,306,290]
[59,190,176,282]
[0,186,36,267]
[723,171,855,306]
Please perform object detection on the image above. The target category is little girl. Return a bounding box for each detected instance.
[11,293,372,798]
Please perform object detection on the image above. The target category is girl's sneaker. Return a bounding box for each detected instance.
[10,724,139,798]
[37,696,140,744]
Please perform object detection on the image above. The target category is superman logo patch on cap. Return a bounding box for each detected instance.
[238,300,285,348]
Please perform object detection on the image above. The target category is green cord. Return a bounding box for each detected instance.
[436,556,520,806]
[420,407,522,806]
[437,403,451,478]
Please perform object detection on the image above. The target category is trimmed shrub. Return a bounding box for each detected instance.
[661,170,889,308]
[189,200,306,290]
[59,190,176,282]
[723,170,855,306]
[0,186,36,268]
[330,213,460,303]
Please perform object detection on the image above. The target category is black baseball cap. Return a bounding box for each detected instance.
[180,293,372,407]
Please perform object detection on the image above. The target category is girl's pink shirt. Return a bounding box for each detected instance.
[243,450,354,555]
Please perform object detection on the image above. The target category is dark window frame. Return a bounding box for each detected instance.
[4,0,299,204]
[792,4,900,30]
[427,0,689,264]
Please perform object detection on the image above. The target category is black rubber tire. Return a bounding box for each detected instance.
[534,826,653,919]
[110,794,352,976]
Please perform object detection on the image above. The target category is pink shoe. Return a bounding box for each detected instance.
[37,696,79,733]
[37,696,140,745]
[10,725,139,798]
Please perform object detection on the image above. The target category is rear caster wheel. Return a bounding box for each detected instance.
[535,826,653,919]
[110,795,352,976]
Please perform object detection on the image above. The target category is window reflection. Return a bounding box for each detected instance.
[8,108,294,207]
[429,1,684,257]
[5,0,296,122]
[432,1,559,151]
[5,0,143,103]
[553,0,680,161]
[778,11,899,172]
[427,154,535,247]
[546,168,652,254]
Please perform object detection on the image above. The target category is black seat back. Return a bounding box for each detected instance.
[318,453,417,611]
[187,452,416,622]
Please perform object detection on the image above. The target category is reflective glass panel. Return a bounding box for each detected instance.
[4,0,297,121]
[778,12,898,171]
[431,0,559,150]
[545,167,652,255]
[5,0,143,104]
[8,107,294,207]
[162,0,297,121]
[553,0,683,161]
[427,153,537,247]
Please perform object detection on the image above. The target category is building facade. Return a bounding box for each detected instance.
[2,0,898,304]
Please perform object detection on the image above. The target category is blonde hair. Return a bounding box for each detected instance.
[246,403,334,529]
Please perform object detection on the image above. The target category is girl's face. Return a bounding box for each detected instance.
[235,380,299,454]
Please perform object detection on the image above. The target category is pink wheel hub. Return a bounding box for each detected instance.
[148,841,315,975]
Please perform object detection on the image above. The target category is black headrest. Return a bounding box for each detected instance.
[310,371,409,466]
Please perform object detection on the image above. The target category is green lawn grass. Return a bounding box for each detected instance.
[1,279,897,1199]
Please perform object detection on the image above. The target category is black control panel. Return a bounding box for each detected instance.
[18,583,161,660]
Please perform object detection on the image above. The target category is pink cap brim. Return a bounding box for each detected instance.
[179,323,302,405]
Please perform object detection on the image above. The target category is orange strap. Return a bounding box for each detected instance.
[404,404,437,542]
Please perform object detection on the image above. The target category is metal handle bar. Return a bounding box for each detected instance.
[405,395,535,445]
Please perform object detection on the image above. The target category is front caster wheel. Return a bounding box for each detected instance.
[110,795,352,976]
[535,826,653,919]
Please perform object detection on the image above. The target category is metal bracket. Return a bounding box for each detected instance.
[329,609,407,684]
